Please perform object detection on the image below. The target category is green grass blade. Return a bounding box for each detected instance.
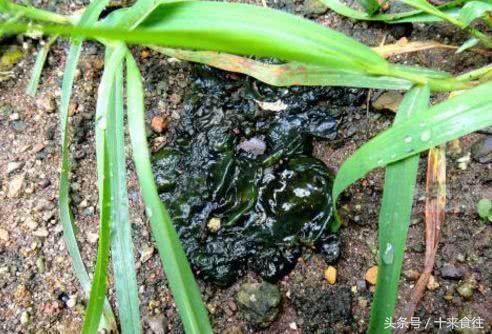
[355,0,381,15]
[368,85,430,334]
[126,51,213,334]
[57,0,116,330]
[137,1,388,72]
[58,41,116,332]
[459,0,492,26]
[82,137,112,334]
[332,79,492,231]
[320,0,463,22]
[1,0,72,24]
[26,35,58,96]
[154,47,413,90]
[107,53,142,333]
[4,1,390,73]
[0,7,475,90]
[399,0,492,46]
[83,44,127,334]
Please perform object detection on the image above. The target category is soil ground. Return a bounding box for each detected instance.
[0,0,491,333]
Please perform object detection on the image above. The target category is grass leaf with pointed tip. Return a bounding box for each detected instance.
[26,35,57,96]
[368,85,429,334]
[332,80,492,231]
[57,0,116,331]
[126,51,213,334]
[154,47,413,90]
[83,45,127,334]
[107,53,141,333]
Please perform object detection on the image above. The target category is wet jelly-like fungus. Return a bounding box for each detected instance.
[153,66,365,286]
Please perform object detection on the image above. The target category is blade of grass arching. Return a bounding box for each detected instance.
[57,0,116,330]
[84,44,127,334]
[4,1,391,74]
[82,138,113,334]
[107,55,141,333]
[399,0,492,47]
[1,0,72,24]
[320,0,463,22]
[0,22,473,91]
[332,79,492,231]
[367,85,430,334]
[26,35,58,96]
[58,42,115,332]
[153,47,413,90]
[126,52,213,334]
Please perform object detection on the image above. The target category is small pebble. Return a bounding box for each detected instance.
[365,266,378,285]
[151,116,168,133]
[457,278,476,299]
[66,295,77,308]
[8,174,25,198]
[0,228,9,242]
[24,217,38,230]
[440,263,465,280]
[403,269,420,281]
[86,231,99,244]
[427,275,439,290]
[471,136,492,163]
[324,266,337,285]
[33,228,49,238]
[20,311,29,325]
[141,244,154,263]
[372,91,403,113]
[456,153,471,170]
[207,217,221,233]
[7,161,23,175]
[37,95,56,113]
[36,257,45,273]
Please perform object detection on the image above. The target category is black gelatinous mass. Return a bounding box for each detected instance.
[153,66,365,286]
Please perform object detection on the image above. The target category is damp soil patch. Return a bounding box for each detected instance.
[152,65,366,286]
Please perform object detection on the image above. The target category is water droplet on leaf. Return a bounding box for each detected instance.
[420,129,432,142]
[382,243,394,265]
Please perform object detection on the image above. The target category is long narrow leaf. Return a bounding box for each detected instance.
[0,13,475,90]
[84,44,127,334]
[26,35,57,96]
[82,138,112,334]
[57,0,116,330]
[107,54,141,333]
[154,47,413,90]
[320,0,462,22]
[3,1,390,73]
[126,52,213,334]
[368,86,430,334]
[459,0,492,26]
[332,79,492,231]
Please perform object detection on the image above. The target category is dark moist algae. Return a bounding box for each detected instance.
[153,65,366,286]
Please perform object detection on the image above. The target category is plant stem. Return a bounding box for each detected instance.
[2,1,72,25]
[388,67,473,91]
[457,63,492,82]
